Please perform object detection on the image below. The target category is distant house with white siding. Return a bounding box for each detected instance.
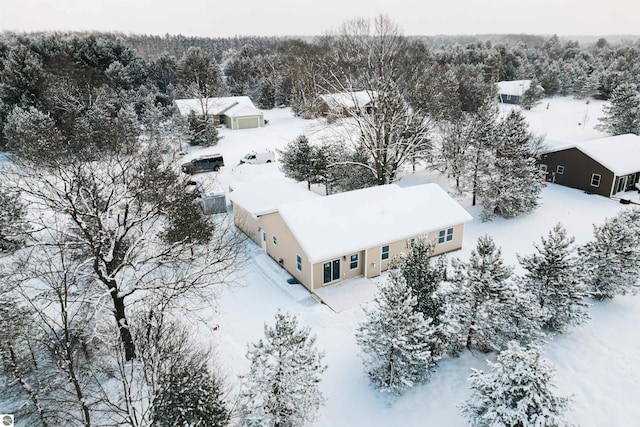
[316,91,376,117]
[230,181,473,292]
[174,96,265,130]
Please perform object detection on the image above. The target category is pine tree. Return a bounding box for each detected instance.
[152,356,229,427]
[444,235,542,354]
[435,113,474,191]
[356,269,439,394]
[391,235,446,333]
[518,223,590,332]
[178,46,227,99]
[461,341,574,427]
[580,208,640,299]
[519,78,545,110]
[239,311,326,427]
[478,109,544,219]
[3,105,67,164]
[0,186,28,253]
[186,110,219,146]
[277,135,320,190]
[467,98,499,207]
[595,82,640,135]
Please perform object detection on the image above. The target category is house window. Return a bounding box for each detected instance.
[438,227,454,244]
[591,174,601,187]
[556,165,564,174]
[408,237,416,247]
[296,255,302,272]
[350,254,359,269]
[272,235,277,245]
[539,164,548,173]
[381,245,390,260]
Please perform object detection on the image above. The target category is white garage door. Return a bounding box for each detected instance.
[237,117,260,129]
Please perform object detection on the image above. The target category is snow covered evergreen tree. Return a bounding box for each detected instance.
[0,185,28,253]
[580,208,640,299]
[239,311,326,427]
[391,235,447,356]
[461,341,574,427]
[3,105,66,164]
[444,235,542,354]
[152,353,228,427]
[435,113,474,191]
[467,99,499,207]
[478,110,544,219]
[595,82,640,135]
[186,110,219,146]
[518,223,590,332]
[277,135,321,190]
[519,78,545,110]
[178,46,227,99]
[356,269,439,394]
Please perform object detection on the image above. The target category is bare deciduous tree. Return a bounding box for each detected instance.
[6,141,244,361]
[319,15,433,185]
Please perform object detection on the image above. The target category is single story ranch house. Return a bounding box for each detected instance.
[316,90,375,118]
[174,96,265,130]
[230,180,473,292]
[539,134,640,198]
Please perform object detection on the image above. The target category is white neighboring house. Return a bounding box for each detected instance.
[497,80,544,105]
[230,181,473,293]
[317,90,376,117]
[174,96,265,130]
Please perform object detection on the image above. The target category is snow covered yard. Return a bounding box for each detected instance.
[500,96,608,144]
[210,179,640,427]
[176,98,640,426]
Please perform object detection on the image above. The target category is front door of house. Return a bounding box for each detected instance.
[323,259,340,285]
[617,176,628,193]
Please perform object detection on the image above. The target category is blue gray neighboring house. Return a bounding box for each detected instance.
[497,80,543,104]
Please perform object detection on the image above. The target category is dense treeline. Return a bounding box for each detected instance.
[2,30,639,145]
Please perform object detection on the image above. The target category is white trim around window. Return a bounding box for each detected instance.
[556,165,564,174]
[350,254,359,269]
[438,227,454,244]
[591,173,601,187]
[381,245,390,260]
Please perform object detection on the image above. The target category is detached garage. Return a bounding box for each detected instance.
[223,104,265,130]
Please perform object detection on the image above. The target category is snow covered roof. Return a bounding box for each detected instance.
[497,80,534,96]
[319,91,375,110]
[543,134,640,176]
[229,178,320,217]
[224,103,263,118]
[278,183,473,263]
[174,96,261,117]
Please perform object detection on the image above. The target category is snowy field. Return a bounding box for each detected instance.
[186,98,639,426]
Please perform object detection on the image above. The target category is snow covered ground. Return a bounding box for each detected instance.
[195,98,639,426]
